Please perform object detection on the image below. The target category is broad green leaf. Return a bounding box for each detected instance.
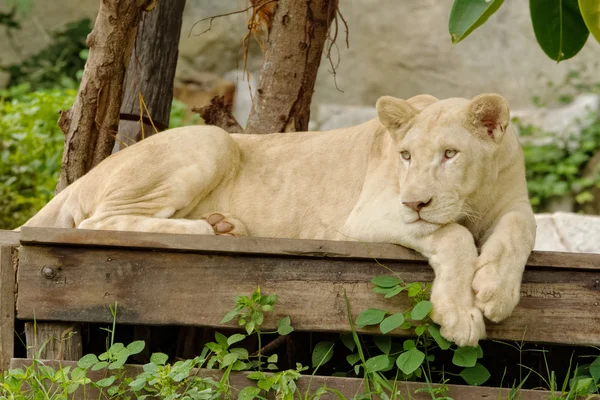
[129,378,146,391]
[374,335,392,354]
[312,341,335,368]
[530,0,589,61]
[215,332,228,348]
[380,313,405,334]
[227,334,246,346]
[415,325,426,336]
[403,339,416,351]
[220,310,239,324]
[476,345,484,359]
[77,354,98,369]
[407,283,421,298]
[411,300,432,320]
[340,333,356,351]
[371,276,401,288]
[428,325,451,350]
[238,386,261,400]
[108,352,129,370]
[460,363,491,386]
[365,354,390,373]
[452,346,478,367]
[70,367,86,380]
[384,286,404,298]
[277,316,294,335]
[267,354,278,363]
[590,356,600,383]
[346,353,361,366]
[222,353,238,367]
[150,352,169,365]
[108,343,124,354]
[396,347,425,375]
[126,340,145,355]
[356,308,387,328]
[579,0,600,43]
[229,347,249,360]
[449,0,505,44]
[95,376,116,388]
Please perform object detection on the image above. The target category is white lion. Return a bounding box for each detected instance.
[23,93,536,347]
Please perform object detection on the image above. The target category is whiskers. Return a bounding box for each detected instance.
[462,203,484,223]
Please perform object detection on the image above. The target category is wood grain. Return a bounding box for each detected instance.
[16,245,600,345]
[0,246,15,371]
[9,359,552,400]
[18,227,600,271]
[0,231,18,247]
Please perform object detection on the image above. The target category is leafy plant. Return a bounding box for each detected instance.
[449,0,600,62]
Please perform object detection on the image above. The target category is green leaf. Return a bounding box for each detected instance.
[71,367,86,380]
[129,378,146,392]
[396,348,425,375]
[227,334,246,346]
[215,332,229,348]
[407,283,421,298]
[340,333,356,351]
[579,0,600,43]
[411,300,432,321]
[476,345,484,359]
[415,325,426,336]
[108,352,129,370]
[220,310,239,324]
[222,353,238,367]
[267,354,278,363]
[108,343,124,354]
[356,308,387,328]
[238,386,261,400]
[449,0,505,44]
[365,354,390,373]
[428,325,451,350]
[590,356,600,383]
[150,352,169,365]
[77,354,99,369]
[530,0,589,61]
[403,340,416,350]
[312,341,335,368]
[246,320,256,335]
[374,335,392,354]
[453,347,478,367]
[277,316,294,335]
[371,276,401,288]
[460,363,491,386]
[384,286,404,298]
[379,313,405,334]
[126,340,146,355]
[95,376,116,388]
[346,353,361,366]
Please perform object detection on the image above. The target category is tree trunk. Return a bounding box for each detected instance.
[244,0,338,134]
[56,0,153,192]
[113,0,186,153]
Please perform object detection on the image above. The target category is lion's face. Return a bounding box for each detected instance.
[376,93,510,226]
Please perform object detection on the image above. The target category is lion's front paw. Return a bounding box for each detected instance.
[472,264,520,323]
[201,212,248,236]
[430,292,486,347]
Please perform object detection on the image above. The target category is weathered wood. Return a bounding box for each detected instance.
[0,246,15,371]
[0,230,18,247]
[56,0,152,192]
[245,0,339,134]
[24,322,82,361]
[18,227,600,271]
[16,245,600,345]
[113,0,186,152]
[193,96,243,133]
[9,358,552,400]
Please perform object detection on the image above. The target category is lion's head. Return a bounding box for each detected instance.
[376,93,511,226]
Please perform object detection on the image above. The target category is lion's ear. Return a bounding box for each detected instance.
[376,96,418,136]
[466,93,510,142]
[407,94,438,112]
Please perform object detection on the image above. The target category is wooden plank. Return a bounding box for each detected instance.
[9,359,551,400]
[0,246,15,371]
[19,227,600,271]
[0,230,18,247]
[24,322,82,360]
[16,245,600,345]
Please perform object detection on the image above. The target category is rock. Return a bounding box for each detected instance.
[316,104,377,131]
[534,212,600,253]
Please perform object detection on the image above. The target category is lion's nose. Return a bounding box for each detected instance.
[402,199,432,212]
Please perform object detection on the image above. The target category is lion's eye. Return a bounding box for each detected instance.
[444,149,457,159]
[400,151,411,161]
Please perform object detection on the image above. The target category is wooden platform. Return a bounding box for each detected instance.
[13,227,600,345]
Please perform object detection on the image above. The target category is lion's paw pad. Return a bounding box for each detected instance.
[202,213,247,236]
[472,267,520,323]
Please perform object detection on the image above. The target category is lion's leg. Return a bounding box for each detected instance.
[403,224,486,347]
[78,215,217,235]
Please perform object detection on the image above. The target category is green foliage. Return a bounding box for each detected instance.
[1,19,92,90]
[448,0,600,62]
[0,84,74,229]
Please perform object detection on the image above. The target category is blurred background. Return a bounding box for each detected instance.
[1,0,600,251]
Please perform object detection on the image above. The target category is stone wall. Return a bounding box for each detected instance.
[3,0,600,112]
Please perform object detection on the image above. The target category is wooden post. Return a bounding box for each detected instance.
[24,322,82,361]
[113,0,186,152]
[0,246,15,370]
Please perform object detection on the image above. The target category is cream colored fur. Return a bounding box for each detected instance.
[23,93,536,347]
